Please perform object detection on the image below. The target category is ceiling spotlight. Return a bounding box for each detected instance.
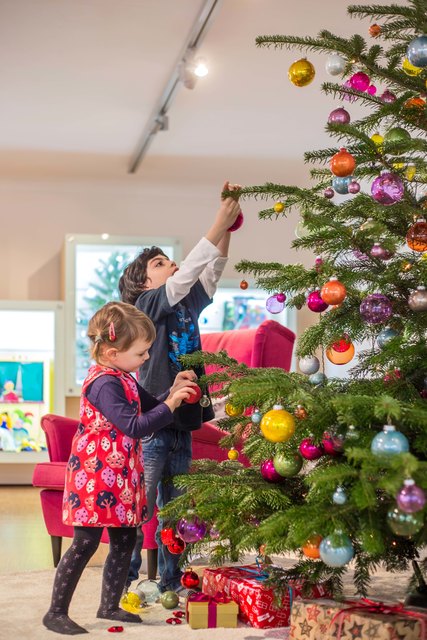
[194,57,209,77]
[179,48,209,89]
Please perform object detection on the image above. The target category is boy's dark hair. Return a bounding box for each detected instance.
[119,246,168,305]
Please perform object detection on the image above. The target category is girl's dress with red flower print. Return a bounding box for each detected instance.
[63,365,146,528]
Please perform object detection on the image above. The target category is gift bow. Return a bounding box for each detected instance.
[186,591,232,628]
[331,597,427,640]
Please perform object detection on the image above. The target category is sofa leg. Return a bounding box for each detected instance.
[146,548,158,580]
[51,535,62,567]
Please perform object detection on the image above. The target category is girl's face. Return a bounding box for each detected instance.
[103,336,152,373]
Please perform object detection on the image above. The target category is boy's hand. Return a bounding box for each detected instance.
[205,180,243,249]
[164,385,198,412]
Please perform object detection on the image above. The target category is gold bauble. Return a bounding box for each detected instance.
[227,448,239,461]
[260,404,295,443]
[406,165,416,181]
[274,202,285,213]
[288,58,315,87]
[402,57,423,76]
[401,260,413,272]
[225,402,243,417]
[371,133,384,149]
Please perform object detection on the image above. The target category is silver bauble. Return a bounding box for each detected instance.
[325,54,346,76]
[298,355,320,375]
[408,286,427,312]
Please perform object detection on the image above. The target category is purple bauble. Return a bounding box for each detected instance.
[349,71,370,91]
[348,181,360,194]
[266,294,285,314]
[307,290,329,313]
[209,525,220,540]
[353,248,369,261]
[381,89,397,103]
[228,210,244,232]
[176,515,207,543]
[299,438,324,460]
[322,432,344,456]
[370,243,393,260]
[360,293,393,324]
[324,187,335,199]
[260,459,282,482]
[342,80,357,102]
[396,479,426,513]
[367,84,377,95]
[371,172,404,205]
[328,107,351,125]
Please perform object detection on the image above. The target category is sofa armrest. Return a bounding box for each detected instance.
[32,462,66,490]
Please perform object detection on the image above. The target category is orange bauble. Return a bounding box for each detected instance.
[294,405,308,420]
[369,23,381,37]
[330,148,356,177]
[240,279,249,290]
[320,277,347,305]
[326,342,355,365]
[406,218,427,252]
[404,97,425,110]
[302,534,322,559]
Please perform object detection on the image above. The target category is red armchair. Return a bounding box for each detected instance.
[32,320,295,578]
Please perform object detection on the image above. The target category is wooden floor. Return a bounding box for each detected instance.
[0,486,109,574]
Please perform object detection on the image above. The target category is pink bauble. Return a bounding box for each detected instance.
[370,243,393,260]
[328,107,351,125]
[307,290,329,312]
[349,72,370,91]
[348,181,360,194]
[381,89,397,103]
[228,211,244,232]
[260,459,283,482]
[276,292,286,303]
[371,172,404,205]
[299,438,324,460]
[324,187,335,199]
[322,432,345,456]
[367,84,377,95]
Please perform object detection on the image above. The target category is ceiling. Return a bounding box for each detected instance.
[0,0,392,182]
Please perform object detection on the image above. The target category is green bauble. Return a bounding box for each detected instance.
[273,452,303,477]
[387,507,424,537]
[384,127,411,153]
[160,590,179,609]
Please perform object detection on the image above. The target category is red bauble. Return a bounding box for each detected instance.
[330,148,356,177]
[240,279,249,290]
[181,569,200,589]
[331,336,351,352]
[168,538,186,554]
[184,385,202,404]
[160,527,177,545]
[228,211,244,232]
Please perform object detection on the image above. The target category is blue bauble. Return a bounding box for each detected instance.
[407,35,427,68]
[251,410,262,425]
[319,532,354,567]
[309,372,327,386]
[371,425,409,455]
[332,176,354,195]
[332,486,347,505]
[377,327,399,349]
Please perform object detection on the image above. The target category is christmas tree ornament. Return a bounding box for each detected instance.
[260,404,295,443]
[135,579,160,603]
[371,424,409,455]
[397,479,426,513]
[348,180,360,194]
[401,260,414,272]
[288,58,315,86]
[331,336,351,352]
[199,394,211,408]
[227,447,239,461]
[367,84,377,95]
[176,515,207,543]
[209,525,220,540]
[384,127,411,153]
[325,53,346,76]
[407,35,427,67]
[360,293,393,324]
[266,294,285,314]
[371,132,384,148]
[294,404,308,419]
[315,256,323,272]
[360,217,376,231]
[371,172,404,205]
[353,248,369,261]
[342,79,358,102]
[406,164,417,181]
[225,402,243,417]
[380,89,397,103]
[406,218,427,252]
[332,486,347,505]
[184,385,202,405]
[302,534,322,559]
[251,409,262,425]
[387,507,424,536]
[402,57,423,76]
[345,425,359,440]
[322,431,345,455]
[295,220,309,239]
[276,292,286,303]
[299,437,324,460]
[181,569,200,589]
[309,372,327,385]
[369,23,382,37]
[299,355,320,375]
[240,279,249,290]
[160,527,178,545]
[383,368,402,384]
[307,290,329,312]
[273,451,303,477]
[328,107,351,125]
[332,175,353,194]
[274,202,285,213]
[120,590,144,614]
[168,537,186,554]
[370,243,394,260]
[330,148,356,177]
[260,458,283,482]
[404,96,426,112]
[227,210,244,232]
[408,286,427,311]
[324,187,335,199]
[326,341,355,365]
[319,532,354,567]
[349,71,370,91]
[160,591,180,609]
[377,327,399,349]
[320,277,347,305]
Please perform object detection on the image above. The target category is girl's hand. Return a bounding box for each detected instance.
[165,385,198,412]
[170,370,197,395]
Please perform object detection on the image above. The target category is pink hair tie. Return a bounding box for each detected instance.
[108,322,116,342]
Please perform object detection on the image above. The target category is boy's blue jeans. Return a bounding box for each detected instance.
[127,428,192,592]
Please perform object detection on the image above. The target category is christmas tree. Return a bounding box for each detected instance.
[162,1,427,597]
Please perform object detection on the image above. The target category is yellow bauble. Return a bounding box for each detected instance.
[120,591,144,614]
[225,402,243,417]
[228,448,239,460]
[260,404,295,443]
[371,133,384,148]
[274,202,285,213]
[406,165,416,181]
[288,58,315,87]
[326,342,355,365]
[392,162,405,170]
[402,57,423,76]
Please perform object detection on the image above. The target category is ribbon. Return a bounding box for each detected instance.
[330,597,427,640]
[186,591,232,628]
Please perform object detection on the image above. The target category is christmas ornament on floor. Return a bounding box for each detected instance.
[160,591,180,609]
[135,579,160,604]
[181,568,200,589]
[288,58,315,86]
[371,424,409,455]
[119,591,145,614]
[260,404,295,442]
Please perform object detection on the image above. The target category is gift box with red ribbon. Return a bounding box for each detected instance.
[186,591,239,629]
[202,565,330,629]
[289,598,427,639]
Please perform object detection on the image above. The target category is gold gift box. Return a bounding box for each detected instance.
[187,599,239,629]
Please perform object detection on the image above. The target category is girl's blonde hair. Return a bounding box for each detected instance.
[88,301,156,363]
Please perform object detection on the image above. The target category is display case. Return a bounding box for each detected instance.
[63,234,181,395]
[0,301,65,483]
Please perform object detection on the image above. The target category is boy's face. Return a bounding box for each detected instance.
[145,253,178,290]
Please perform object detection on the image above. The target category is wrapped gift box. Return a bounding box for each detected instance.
[186,593,239,629]
[202,565,330,629]
[289,598,427,639]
